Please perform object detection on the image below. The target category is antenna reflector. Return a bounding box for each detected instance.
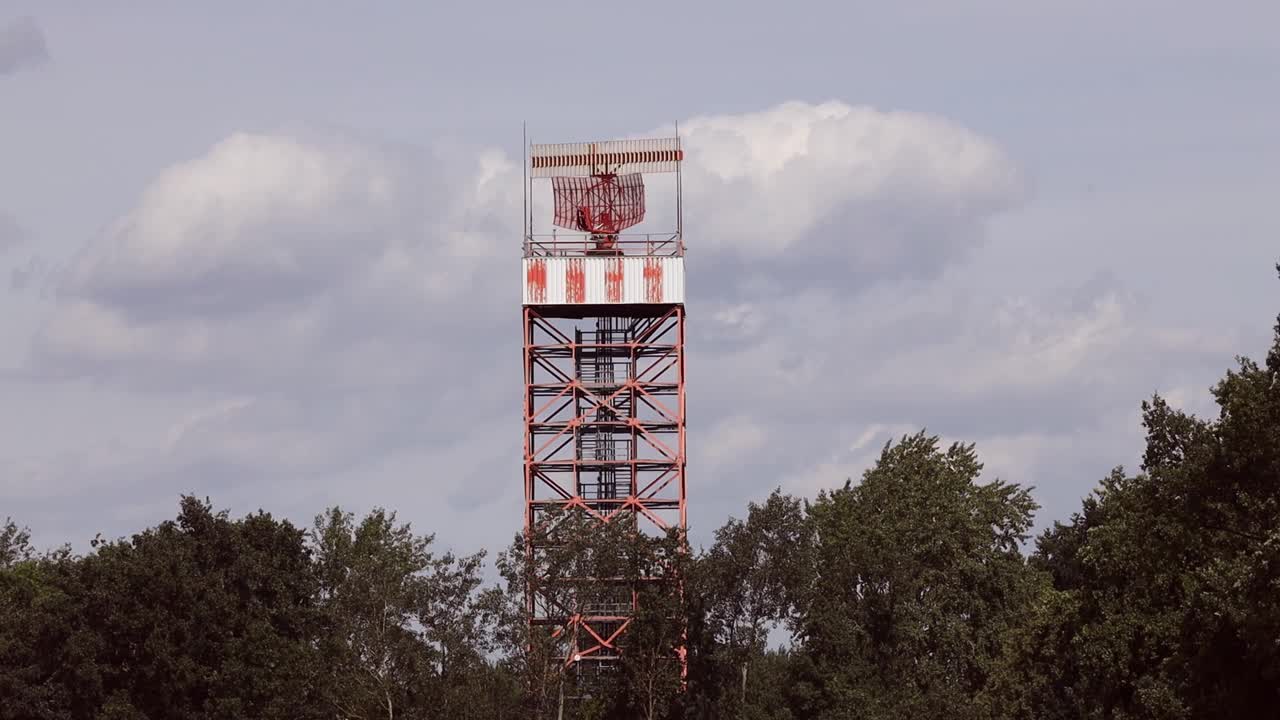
[530,137,682,177]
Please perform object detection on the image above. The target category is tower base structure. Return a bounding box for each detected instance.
[522,300,686,681]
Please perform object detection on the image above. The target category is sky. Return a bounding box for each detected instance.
[2,2,1279,561]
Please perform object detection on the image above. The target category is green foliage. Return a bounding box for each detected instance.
[799,432,1041,720]
[693,489,810,718]
[1000,303,1280,718]
[0,500,515,720]
[619,530,691,720]
[0,543,75,717]
[0,496,323,720]
[310,506,495,719]
[492,531,565,718]
[0,518,34,569]
[501,507,690,719]
[5,265,1280,718]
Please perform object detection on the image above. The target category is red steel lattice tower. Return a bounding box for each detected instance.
[521,135,687,686]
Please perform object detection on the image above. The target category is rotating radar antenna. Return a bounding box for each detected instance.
[525,136,684,258]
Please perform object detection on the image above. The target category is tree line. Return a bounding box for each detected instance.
[4,290,1280,718]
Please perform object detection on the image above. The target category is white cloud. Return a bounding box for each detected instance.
[66,133,397,304]
[778,422,920,498]
[8,98,1246,553]
[871,287,1138,394]
[0,16,48,76]
[779,418,1143,527]
[698,414,768,472]
[674,101,1025,295]
[1158,383,1223,421]
[0,212,23,253]
[34,102,1022,392]
[61,132,469,317]
[31,130,521,392]
[689,268,1242,537]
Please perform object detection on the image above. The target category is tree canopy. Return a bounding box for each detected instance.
[4,272,1280,718]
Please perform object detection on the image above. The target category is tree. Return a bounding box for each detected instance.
[0,524,79,719]
[611,527,689,720]
[0,518,34,570]
[496,507,689,719]
[96,497,324,719]
[310,506,495,720]
[493,532,567,719]
[698,489,810,718]
[0,496,326,720]
[798,432,1041,720]
[1004,284,1280,718]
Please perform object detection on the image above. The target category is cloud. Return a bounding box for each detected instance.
[33,130,520,392]
[0,16,49,76]
[62,133,488,316]
[688,268,1242,535]
[0,213,49,294]
[777,422,920,498]
[15,99,1237,554]
[673,101,1025,296]
[36,103,1018,392]
[778,415,1148,536]
[16,129,525,547]
[698,414,768,474]
[0,212,23,253]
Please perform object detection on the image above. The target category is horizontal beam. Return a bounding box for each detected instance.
[530,137,682,177]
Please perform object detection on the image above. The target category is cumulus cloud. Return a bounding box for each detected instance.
[680,262,1243,538]
[0,214,48,294]
[33,101,1018,400]
[673,101,1025,295]
[777,422,926,499]
[19,130,525,545]
[63,133,505,316]
[776,416,1148,529]
[16,99,1235,552]
[698,414,768,473]
[0,16,49,75]
[35,130,520,392]
[0,212,23,253]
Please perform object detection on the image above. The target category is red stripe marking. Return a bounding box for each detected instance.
[566,258,586,303]
[643,258,663,303]
[526,259,547,304]
[605,258,624,303]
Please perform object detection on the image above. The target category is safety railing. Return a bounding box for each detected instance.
[524,232,683,258]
